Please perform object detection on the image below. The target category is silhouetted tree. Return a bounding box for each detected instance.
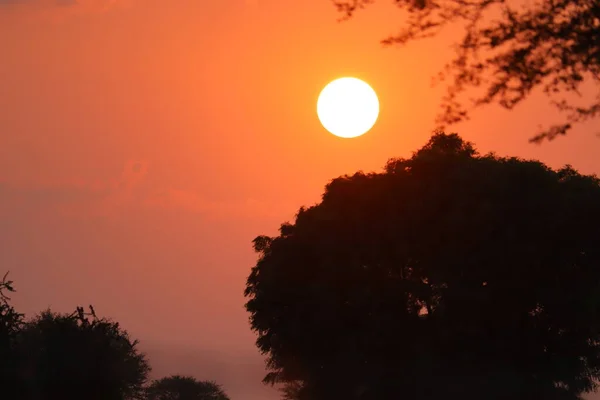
[15,305,150,400]
[145,375,230,400]
[332,0,600,142]
[0,272,24,397]
[0,272,21,348]
[245,132,600,400]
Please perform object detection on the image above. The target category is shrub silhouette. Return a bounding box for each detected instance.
[14,306,150,400]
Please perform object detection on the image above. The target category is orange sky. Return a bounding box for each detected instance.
[1,1,600,399]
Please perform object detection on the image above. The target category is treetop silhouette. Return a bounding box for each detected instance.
[245,132,600,400]
[146,375,231,400]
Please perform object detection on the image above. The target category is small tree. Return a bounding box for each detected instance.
[0,272,22,345]
[245,132,600,400]
[0,272,24,398]
[145,375,230,400]
[332,0,600,142]
[15,305,150,400]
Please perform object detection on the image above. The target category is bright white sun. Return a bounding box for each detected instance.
[317,77,380,138]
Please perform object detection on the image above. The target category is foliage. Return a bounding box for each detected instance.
[14,305,151,400]
[145,375,230,400]
[0,272,23,340]
[0,272,24,397]
[279,380,306,400]
[245,132,600,400]
[332,0,600,142]
[0,276,231,400]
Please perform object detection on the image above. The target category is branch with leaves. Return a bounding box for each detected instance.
[0,271,16,303]
[332,0,600,142]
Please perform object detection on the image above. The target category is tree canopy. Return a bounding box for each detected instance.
[0,275,232,400]
[331,0,600,142]
[14,306,151,400]
[145,375,231,400]
[245,132,600,400]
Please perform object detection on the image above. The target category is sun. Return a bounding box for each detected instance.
[317,77,380,138]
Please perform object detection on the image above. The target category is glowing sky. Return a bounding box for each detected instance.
[1,1,600,399]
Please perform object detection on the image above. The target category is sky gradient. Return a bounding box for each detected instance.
[1,1,600,399]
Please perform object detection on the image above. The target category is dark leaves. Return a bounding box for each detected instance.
[7,306,151,400]
[145,375,230,400]
[244,133,600,400]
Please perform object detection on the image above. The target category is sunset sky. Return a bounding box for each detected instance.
[1,1,600,399]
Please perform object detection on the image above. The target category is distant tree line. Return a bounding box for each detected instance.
[0,272,230,400]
